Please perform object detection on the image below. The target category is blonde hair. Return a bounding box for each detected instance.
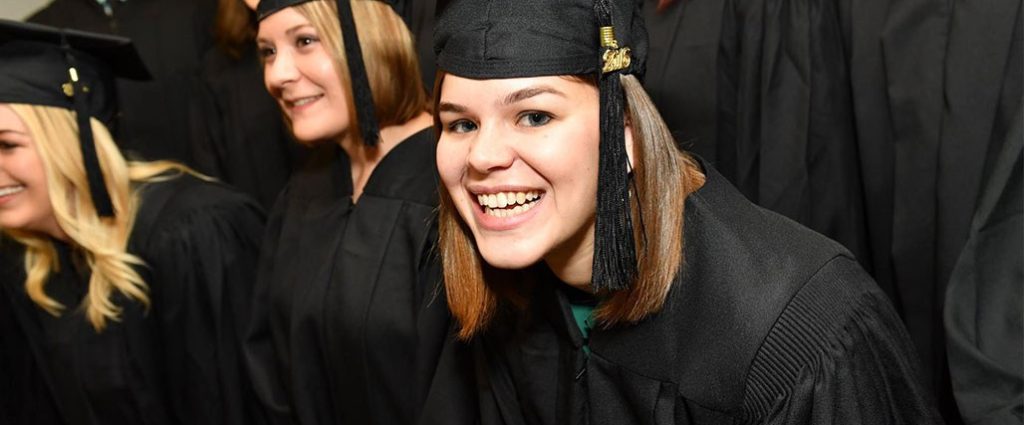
[4,104,198,331]
[291,0,428,144]
[436,74,707,340]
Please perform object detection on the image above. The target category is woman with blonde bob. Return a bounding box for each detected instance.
[426,0,943,423]
[0,21,266,425]
[244,1,449,424]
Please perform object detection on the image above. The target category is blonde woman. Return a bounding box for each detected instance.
[245,1,449,424]
[423,0,943,423]
[0,21,266,425]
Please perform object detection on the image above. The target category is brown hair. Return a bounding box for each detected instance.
[214,0,256,60]
[293,0,428,143]
[435,73,706,340]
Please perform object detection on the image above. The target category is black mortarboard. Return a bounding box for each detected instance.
[0,19,150,218]
[257,0,390,147]
[434,0,648,293]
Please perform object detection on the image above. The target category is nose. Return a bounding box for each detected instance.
[466,126,516,174]
[264,49,299,92]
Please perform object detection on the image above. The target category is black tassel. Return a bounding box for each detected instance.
[591,0,637,292]
[62,39,114,217]
[336,0,380,147]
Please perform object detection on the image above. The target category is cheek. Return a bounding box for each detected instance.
[436,138,468,190]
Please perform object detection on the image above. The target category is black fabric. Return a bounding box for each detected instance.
[642,0,869,275]
[433,162,942,424]
[245,128,452,425]
[434,0,646,79]
[0,20,148,124]
[189,44,309,209]
[0,175,268,425]
[942,26,1023,425]
[29,0,216,164]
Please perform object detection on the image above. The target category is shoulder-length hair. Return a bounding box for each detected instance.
[435,74,707,340]
[214,0,256,60]
[4,104,196,331]
[291,0,428,144]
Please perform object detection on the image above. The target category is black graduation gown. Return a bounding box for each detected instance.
[943,86,1023,424]
[463,164,942,424]
[0,175,267,425]
[245,128,451,425]
[190,44,309,209]
[642,0,870,271]
[28,0,215,164]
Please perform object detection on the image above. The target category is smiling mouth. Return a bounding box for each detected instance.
[475,190,543,218]
[287,94,323,108]
[0,185,25,197]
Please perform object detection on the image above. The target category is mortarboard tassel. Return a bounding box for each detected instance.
[335,0,380,147]
[61,36,115,217]
[591,0,637,292]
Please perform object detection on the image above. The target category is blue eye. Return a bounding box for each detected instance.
[447,120,478,134]
[518,112,552,127]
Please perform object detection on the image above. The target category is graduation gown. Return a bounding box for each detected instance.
[245,128,451,425]
[642,0,870,271]
[462,163,941,424]
[190,44,309,209]
[29,0,215,164]
[0,175,267,425]
[943,80,1023,424]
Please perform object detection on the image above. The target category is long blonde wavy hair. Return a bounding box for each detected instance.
[4,103,197,331]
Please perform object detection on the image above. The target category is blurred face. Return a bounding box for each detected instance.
[243,0,258,11]
[438,75,630,283]
[0,105,61,238]
[257,7,350,143]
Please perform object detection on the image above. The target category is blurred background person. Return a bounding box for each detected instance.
[0,20,266,425]
[244,1,451,424]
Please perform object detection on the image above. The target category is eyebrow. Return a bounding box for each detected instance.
[437,85,567,114]
[502,86,566,105]
[0,129,25,136]
[256,24,314,43]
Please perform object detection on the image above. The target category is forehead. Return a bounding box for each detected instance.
[438,75,596,107]
[257,7,314,40]
[0,104,27,131]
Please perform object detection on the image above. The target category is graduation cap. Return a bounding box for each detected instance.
[434,0,648,293]
[256,0,391,147]
[0,19,150,218]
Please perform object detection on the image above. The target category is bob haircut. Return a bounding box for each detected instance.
[3,104,195,331]
[434,73,707,340]
[289,0,428,144]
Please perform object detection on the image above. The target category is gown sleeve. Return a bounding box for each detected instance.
[242,185,297,425]
[744,256,944,424]
[139,181,269,425]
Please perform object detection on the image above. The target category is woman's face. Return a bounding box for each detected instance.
[437,75,627,281]
[257,7,350,143]
[0,104,60,238]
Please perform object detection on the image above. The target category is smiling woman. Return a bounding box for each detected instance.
[0,20,266,425]
[423,0,945,423]
[243,1,451,425]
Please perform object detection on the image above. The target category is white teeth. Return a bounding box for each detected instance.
[477,190,542,218]
[0,185,25,197]
[484,198,538,218]
[292,95,321,106]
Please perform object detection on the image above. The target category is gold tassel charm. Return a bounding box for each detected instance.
[600,26,631,73]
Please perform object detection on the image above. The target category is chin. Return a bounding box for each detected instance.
[476,240,545,271]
